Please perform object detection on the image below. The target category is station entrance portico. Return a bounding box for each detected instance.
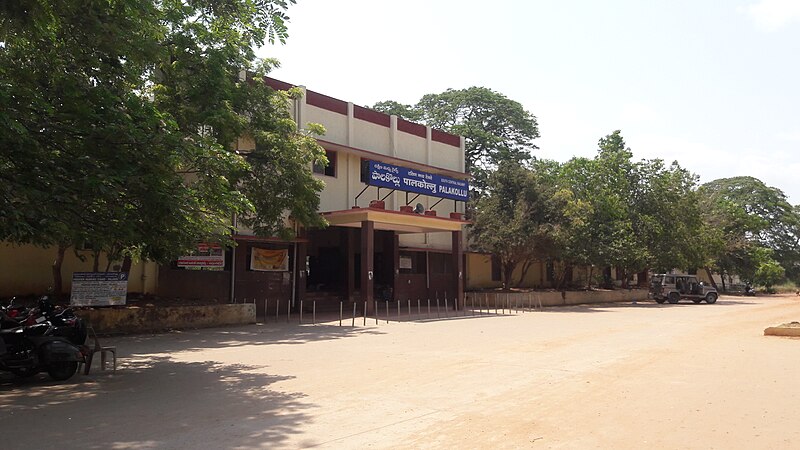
[304,208,467,313]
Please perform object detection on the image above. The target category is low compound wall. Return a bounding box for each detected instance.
[465,289,648,308]
[76,304,256,335]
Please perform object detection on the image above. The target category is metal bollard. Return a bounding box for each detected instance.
[363,301,367,326]
[427,299,431,319]
[386,301,389,324]
[375,301,379,325]
[436,298,440,319]
[397,300,401,318]
[352,302,356,327]
[264,299,268,322]
[444,297,449,319]
[417,299,421,318]
[276,299,280,321]
[300,300,303,324]
[339,301,343,326]
[287,299,291,323]
[313,301,316,325]
[407,299,411,319]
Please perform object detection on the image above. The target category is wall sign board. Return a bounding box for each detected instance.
[367,161,469,202]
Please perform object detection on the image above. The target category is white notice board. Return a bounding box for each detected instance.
[70,272,129,306]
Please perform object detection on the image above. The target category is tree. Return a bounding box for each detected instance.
[698,176,799,289]
[469,161,556,289]
[0,0,325,295]
[374,87,539,191]
[552,131,704,288]
[371,100,422,122]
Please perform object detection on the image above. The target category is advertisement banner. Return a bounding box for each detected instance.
[251,248,289,272]
[367,161,469,202]
[177,243,225,269]
[70,272,128,306]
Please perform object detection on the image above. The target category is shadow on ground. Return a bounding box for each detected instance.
[0,355,313,449]
[535,297,758,313]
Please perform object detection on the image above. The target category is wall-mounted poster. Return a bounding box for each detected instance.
[177,243,224,269]
[251,248,289,271]
[70,272,128,306]
[399,256,413,270]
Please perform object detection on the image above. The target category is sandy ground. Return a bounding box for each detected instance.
[2,294,800,449]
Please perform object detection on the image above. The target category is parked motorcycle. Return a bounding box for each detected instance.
[1,297,88,381]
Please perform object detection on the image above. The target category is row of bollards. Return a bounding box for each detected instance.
[232,292,545,327]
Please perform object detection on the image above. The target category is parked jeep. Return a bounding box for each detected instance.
[649,274,718,304]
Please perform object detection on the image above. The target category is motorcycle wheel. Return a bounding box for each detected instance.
[47,361,78,381]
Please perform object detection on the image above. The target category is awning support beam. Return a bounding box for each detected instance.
[405,192,421,206]
[354,185,370,207]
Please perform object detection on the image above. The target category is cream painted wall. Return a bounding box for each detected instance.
[352,120,391,155]
[430,141,463,172]
[306,106,348,143]
[0,243,157,297]
[396,132,426,162]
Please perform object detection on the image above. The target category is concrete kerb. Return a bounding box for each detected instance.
[764,322,800,337]
[76,304,256,335]
[78,290,648,334]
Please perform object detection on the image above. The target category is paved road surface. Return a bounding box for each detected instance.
[2,295,799,449]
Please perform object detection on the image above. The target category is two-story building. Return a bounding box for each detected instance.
[155,77,469,314]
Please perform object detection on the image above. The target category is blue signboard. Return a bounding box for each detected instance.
[367,161,469,201]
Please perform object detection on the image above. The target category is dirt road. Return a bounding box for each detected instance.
[2,295,799,449]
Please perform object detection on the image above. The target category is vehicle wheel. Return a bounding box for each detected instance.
[668,292,680,304]
[10,367,38,378]
[705,293,718,304]
[47,361,78,381]
[655,298,666,304]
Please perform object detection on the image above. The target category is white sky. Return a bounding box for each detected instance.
[257,0,800,204]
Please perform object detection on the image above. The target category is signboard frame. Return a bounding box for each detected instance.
[366,161,469,202]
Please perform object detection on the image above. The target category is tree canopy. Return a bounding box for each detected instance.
[0,0,325,294]
[698,176,800,288]
[469,160,557,288]
[373,87,539,191]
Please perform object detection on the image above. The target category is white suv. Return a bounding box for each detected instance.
[649,274,718,304]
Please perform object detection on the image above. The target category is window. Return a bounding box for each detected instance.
[491,256,502,282]
[545,260,554,282]
[313,150,337,177]
[399,251,427,275]
[429,252,452,275]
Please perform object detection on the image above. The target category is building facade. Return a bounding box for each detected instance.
[156,77,469,314]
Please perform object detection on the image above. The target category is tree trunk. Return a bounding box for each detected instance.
[704,267,718,290]
[587,266,594,289]
[92,249,100,272]
[502,262,515,290]
[52,244,67,299]
[638,269,649,287]
[120,256,132,273]
[517,258,533,287]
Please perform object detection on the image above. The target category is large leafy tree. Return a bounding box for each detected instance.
[698,176,800,288]
[553,131,703,288]
[0,0,325,295]
[469,161,556,288]
[373,87,539,191]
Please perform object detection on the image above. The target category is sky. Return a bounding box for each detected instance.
[257,0,800,204]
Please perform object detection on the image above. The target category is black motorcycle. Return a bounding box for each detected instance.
[1,298,88,381]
